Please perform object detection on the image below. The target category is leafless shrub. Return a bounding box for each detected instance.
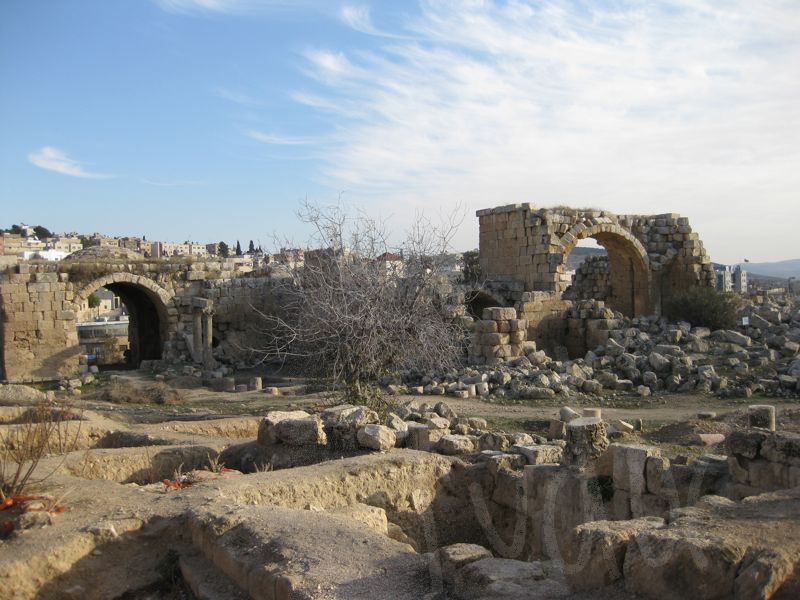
[252,201,468,401]
[87,379,185,405]
[0,400,83,500]
[145,382,185,405]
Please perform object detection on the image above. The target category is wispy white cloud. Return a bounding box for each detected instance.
[215,86,261,107]
[339,3,405,38]
[299,0,800,262]
[28,147,113,179]
[302,49,357,82]
[153,0,313,16]
[246,130,318,145]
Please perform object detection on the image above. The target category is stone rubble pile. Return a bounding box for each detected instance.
[255,400,572,465]
[385,299,800,401]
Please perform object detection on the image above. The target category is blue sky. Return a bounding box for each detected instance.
[1,1,799,263]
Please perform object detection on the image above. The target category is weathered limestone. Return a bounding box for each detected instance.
[275,417,327,446]
[477,204,715,318]
[562,417,609,468]
[469,308,529,363]
[564,517,665,591]
[727,429,800,492]
[0,256,278,381]
[748,404,776,431]
[256,410,312,446]
[436,434,476,456]
[356,424,396,451]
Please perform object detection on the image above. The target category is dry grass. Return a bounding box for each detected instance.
[0,401,83,500]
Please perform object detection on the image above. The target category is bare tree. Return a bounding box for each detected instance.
[253,201,467,400]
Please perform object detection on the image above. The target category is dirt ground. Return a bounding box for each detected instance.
[72,369,800,456]
[3,370,800,598]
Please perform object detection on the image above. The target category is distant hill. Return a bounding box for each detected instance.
[566,247,606,271]
[565,250,799,281]
[736,259,800,280]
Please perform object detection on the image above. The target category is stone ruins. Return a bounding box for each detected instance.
[477,203,716,314]
[1,204,799,598]
[0,247,274,382]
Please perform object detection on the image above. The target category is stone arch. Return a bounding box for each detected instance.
[75,273,175,367]
[558,222,651,316]
[465,289,506,319]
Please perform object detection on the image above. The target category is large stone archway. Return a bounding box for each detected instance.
[558,223,651,316]
[477,204,715,317]
[75,274,175,367]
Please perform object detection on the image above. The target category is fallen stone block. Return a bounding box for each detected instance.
[454,557,550,599]
[433,543,492,586]
[257,410,311,446]
[437,434,475,456]
[356,424,396,451]
[275,417,327,446]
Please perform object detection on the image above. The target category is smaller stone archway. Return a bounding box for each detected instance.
[75,274,174,367]
[558,223,652,317]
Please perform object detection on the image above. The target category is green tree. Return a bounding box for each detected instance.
[248,240,255,253]
[664,286,740,331]
[87,293,101,309]
[235,240,243,256]
[460,250,481,284]
[33,225,53,239]
[218,241,229,258]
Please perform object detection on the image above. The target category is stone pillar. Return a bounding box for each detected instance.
[203,308,214,367]
[562,417,609,469]
[748,405,776,432]
[192,308,202,363]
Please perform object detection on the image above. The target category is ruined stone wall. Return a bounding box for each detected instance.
[564,255,610,302]
[477,204,715,317]
[0,258,275,382]
[0,266,79,382]
[484,442,730,561]
[514,291,572,356]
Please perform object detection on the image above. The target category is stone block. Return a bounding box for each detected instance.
[437,434,475,455]
[491,469,525,510]
[645,456,670,495]
[613,489,632,520]
[356,424,396,451]
[511,444,563,465]
[564,517,664,591]
[725,429,767,459]
[563,417,609,468]
[760,432,800,466]
[748,405,776,431]
[406,425,446,452]
[483,307,517,320]
[257,410,312,446]
[275,417,327,446]
[612,444,661,495]
[548,419,566,440]
[434,543,493,586]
